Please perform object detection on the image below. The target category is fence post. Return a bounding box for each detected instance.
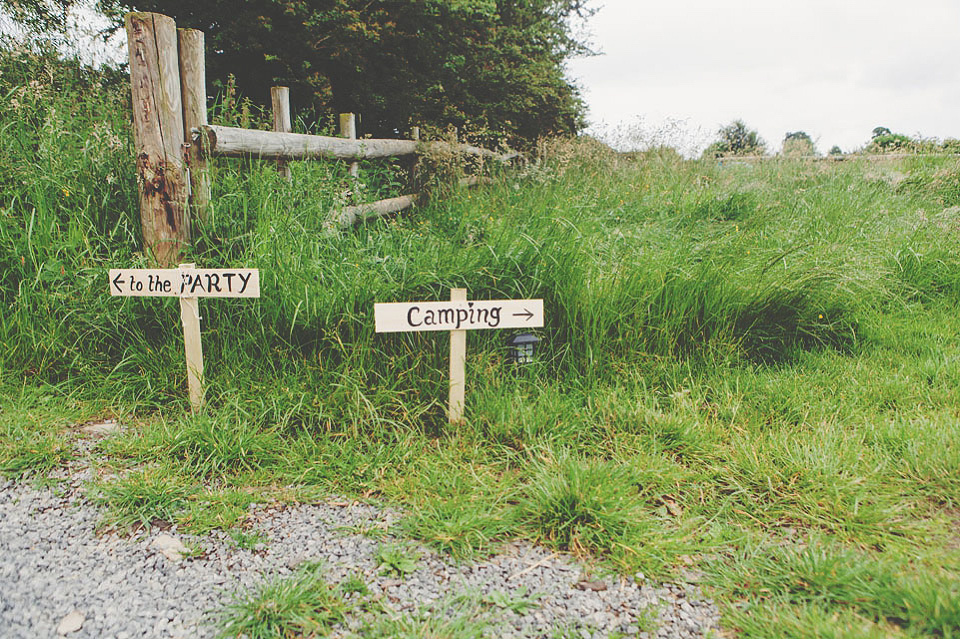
[271,87,292,180]
[178,27,210,224]
[125,12,190,267]
[408,126,421,190]
[339,113,359,178]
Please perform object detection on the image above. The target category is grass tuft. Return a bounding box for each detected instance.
[520,453,672,572]
[89,464,196,532]
[214,564,348,639]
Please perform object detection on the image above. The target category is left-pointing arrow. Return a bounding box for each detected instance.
[112,273,124,293]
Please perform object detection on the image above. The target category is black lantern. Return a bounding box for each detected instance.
[507,333,539,365]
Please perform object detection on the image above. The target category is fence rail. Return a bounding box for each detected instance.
[196,125,517,163]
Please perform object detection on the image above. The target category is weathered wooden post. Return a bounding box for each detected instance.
[339,113,359,178]
[408,126,421,191]
[271,87,292,180]
[125,12,190,267]
[178,27,210,224]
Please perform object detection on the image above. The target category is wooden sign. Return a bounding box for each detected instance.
[376,290,543,424]
[374,299,542,333]
[109,268,259,297]
[109,264,260,410]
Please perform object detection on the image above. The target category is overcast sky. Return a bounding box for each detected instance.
[566,0,960,155]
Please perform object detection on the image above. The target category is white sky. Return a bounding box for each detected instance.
[566,0,960,155]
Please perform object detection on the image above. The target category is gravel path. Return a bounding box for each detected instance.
[0,432,722,639]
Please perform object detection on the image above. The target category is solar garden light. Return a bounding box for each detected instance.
[507,333,540,365]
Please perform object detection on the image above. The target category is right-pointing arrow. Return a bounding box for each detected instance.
[512,308,534,321]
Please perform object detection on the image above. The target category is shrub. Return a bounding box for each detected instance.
[782,131,816,157]
[703,119,766,158]
[866,133,917,154]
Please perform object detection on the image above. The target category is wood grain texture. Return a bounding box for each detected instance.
[333,194,419,228]
[178,263,204,411]
[448,288,467,424]
[200,125,517,163]
[178,28,210,221]
[126,12,189,266]
[271,86,292,180]
[339,113,360,177]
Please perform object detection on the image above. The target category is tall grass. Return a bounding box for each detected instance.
[4,46,959,402]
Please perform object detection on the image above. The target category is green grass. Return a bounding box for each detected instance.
[0,385,92,479]
[2,45,960,637]
[89,463,197,532]
[215,563,350,639]
[354,597,491,639]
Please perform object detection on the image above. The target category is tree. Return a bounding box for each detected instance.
[782,131,815,156]
[871,126,891,139]
[703,120,766,158]
[828,145,842,156]
[44,0,591,147]
[0,0,72,35]
[867,133,915,154]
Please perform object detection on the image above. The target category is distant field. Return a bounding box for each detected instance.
[2,48,959,637]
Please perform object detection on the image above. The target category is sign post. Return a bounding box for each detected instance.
[448,288,467,423]
[375,291,543,424]
[109,264,260,411]
[179,263,205,409]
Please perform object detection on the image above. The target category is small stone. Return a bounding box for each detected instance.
[150,533,189,561]
[575,579,608,592]
[57,610,85,635]
[80,419,121,436]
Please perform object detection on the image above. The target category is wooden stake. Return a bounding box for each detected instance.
[125,12,189,267]
[271,86,292,180]
[179,263,204,410]
[339,113,359,178]
[408,126,421,191]
[178,27,210,224]
[448,288,467,424]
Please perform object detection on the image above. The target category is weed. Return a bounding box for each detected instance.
[336,521,391,541]
[356,597,489,639]
[475,587,541,615]
[227,529,267,551]
[374,543,420,577]
[338,572,370,597]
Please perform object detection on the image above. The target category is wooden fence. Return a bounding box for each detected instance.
[125,12,516,267]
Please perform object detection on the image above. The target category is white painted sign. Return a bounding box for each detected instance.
[375,299,543,334]
[108,264,261,412]
[109,268,260,298]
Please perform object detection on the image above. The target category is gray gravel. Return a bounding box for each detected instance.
[0,432,722,638]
